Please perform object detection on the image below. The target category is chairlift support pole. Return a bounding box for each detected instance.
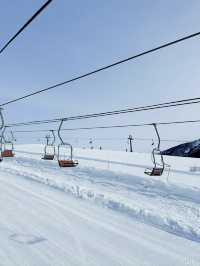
[128,134,134,152]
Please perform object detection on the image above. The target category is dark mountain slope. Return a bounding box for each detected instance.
[162,139,200,158]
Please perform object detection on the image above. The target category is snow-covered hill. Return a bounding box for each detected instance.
[0,144,199,265]
[162,139,200,158]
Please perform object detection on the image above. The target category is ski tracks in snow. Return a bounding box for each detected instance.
[0,154,200,243]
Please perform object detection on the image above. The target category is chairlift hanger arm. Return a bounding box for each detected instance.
[50,130,55,145]
[10,131,16,142]
[152,123,161,150]
[0,109,5,153]
[2,126,7,143]
[58,119,64,144]
[0,108,4,130]
[0,128,5,153]
[57,119,71,146]
[45,134,50,145]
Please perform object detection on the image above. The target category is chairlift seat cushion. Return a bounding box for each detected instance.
[2,150,14,157]
[58,160,78,167]
[144,167,163,176]
[42,154,54,160]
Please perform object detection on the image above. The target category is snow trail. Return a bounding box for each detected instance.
[1,146,200,243]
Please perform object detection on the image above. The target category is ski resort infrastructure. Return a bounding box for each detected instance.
[1,0,200,265]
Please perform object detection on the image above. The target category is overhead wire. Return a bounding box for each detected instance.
[1,30,200,106]
[1,3,200,146]
[13,130,190,144]
[0,0,53,55]
[5,97,200,128]
[0,3,199,149]
[11,118,200,132]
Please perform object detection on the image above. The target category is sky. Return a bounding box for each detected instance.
[1,0,200,151]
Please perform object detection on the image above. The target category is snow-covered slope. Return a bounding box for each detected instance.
[0,144,199,265]
[162,139,200,158]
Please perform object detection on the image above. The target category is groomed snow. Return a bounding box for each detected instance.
[0,144,199,265]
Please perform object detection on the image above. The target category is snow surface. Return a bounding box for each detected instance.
[0,144,199,265]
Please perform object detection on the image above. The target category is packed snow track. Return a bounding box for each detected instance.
[0,144,199,266]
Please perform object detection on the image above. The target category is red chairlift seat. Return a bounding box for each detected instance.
[1,123,15,159]
[2,149,14,158]
[58,159,78,167]
[1,142,15,158]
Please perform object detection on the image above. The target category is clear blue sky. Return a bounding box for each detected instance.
[1,0,200,150]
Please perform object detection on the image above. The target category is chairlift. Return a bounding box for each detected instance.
[144,123,164,176]
[10,131,17,142]
[42,130,56,160]
[57,119,78,167]
[1,126,15,158]
[0,108,4,161]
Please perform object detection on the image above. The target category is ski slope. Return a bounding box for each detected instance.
[0,144,199,265]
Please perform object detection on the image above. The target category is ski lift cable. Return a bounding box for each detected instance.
[1,30,200,106]
[56,119,200,130]
[5,98,200,128]
[11,130,189,143]
[11,118,200,133]
[0,0,53,55]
